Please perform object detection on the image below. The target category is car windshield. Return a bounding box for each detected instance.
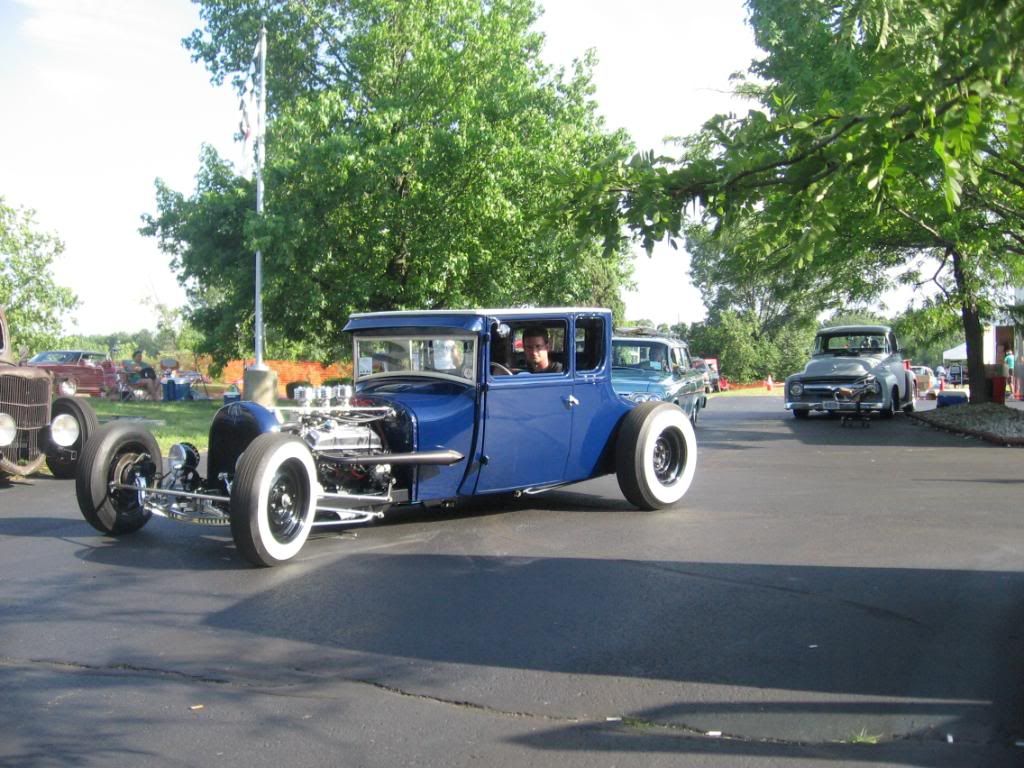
[814,333,888,356]
[354,334,477,382]
[29,351,76,364]
[612,341,671,373]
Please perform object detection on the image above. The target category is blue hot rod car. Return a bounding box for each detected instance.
[75,309,698,566]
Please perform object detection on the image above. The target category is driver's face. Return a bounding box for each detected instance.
[523,335,550,371]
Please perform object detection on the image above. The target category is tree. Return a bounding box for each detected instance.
[0,198,78,354]
[145,0,633,362]
[581,0,1024,403]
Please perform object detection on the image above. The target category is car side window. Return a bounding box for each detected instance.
[491,320,569,374]
[515,322,567,374]
[575,317,605,373]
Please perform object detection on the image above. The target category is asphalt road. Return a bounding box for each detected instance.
[1,395,1022,768]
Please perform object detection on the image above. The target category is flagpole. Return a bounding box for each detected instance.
[253,21,267,370]
[242,20,278,407]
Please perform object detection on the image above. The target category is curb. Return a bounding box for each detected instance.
[906,411,1024,447]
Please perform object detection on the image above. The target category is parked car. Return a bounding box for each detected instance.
[784,325,916,419]
[701,357,723,392]
[0,308,98,479]
[910,365,937,395]
[690,358,712,393]
[947,363,968,387]
[76,308,699,566]
[26,349,119,397]
[611,328,706,424]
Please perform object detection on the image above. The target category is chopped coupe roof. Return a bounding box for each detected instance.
[344,308,611,334]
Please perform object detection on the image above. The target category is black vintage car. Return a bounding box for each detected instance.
[0,308,98,479]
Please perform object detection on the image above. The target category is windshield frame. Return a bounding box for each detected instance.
[353,332,478,384]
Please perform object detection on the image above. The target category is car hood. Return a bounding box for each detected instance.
[799,356,876,379]
[611,371,670,394]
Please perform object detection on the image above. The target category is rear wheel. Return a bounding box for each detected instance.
[76,422,161,534]
[46,396,99,479]
[230,433,317,567]
[616,402,697,510]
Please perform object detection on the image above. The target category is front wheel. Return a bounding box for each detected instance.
[903,377,917,413]
[230,433,317,567]
[881,387,897,419]
[76,422,161,535]
[616,402,697,510]
[46,396,99,478]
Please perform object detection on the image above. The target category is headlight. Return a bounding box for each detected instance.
[50,413,80,448]
[626,392,665,403]
[789,381,803,397]
[167,442,200,471]
[869,378,882,394]
[0,413,16,447]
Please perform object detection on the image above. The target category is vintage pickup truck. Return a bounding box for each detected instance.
[784,324,916,419]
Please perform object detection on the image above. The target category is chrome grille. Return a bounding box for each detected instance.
[0,373,51,466]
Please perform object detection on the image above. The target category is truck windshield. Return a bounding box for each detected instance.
[354,335,477,382]
[612,341,671,372]
[814,334,888,356]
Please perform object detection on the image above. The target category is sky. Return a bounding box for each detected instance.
[0,0,762,337]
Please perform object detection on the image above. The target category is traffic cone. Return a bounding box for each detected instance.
[766,375,774,391]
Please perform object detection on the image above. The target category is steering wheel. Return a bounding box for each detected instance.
[490,362,514,376]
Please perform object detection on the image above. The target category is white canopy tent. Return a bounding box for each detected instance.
[943,342,967,362]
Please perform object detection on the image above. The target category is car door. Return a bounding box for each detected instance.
[475,320,574,493]
[564,313,625,480]
[79,353,105,393]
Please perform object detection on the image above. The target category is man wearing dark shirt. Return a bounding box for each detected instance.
[522,327,563,373]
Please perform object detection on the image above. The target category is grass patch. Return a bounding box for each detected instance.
[89,398,224,453]
[710,386,781,397]
[845,727,882,745]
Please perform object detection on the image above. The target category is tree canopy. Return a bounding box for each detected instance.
[144,0,634,364]
[0,198,78,354]
[583,0,1024,401]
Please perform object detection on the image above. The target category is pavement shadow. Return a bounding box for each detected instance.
[199,553,1024,758]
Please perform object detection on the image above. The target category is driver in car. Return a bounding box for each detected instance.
[522,327,563,373]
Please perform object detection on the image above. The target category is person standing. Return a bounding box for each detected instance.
[1005,346,1016,395]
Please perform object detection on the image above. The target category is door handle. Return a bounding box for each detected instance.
[564,394,580,408]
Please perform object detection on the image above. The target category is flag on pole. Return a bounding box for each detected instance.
[239,38,263,176]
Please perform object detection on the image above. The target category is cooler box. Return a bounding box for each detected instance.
[937,392,968,408]
[163,379,194,401]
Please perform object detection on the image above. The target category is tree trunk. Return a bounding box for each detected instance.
[951,247,989,404]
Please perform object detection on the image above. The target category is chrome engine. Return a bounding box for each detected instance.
[148,385,397,528]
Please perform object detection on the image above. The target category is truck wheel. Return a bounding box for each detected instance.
[230,433,317,567]
[903,376,917,413]
[76,422,161,535]
[46,396,99,479]
[792,409,809,419]
[616,402,697,510]
[881,388,897,419]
